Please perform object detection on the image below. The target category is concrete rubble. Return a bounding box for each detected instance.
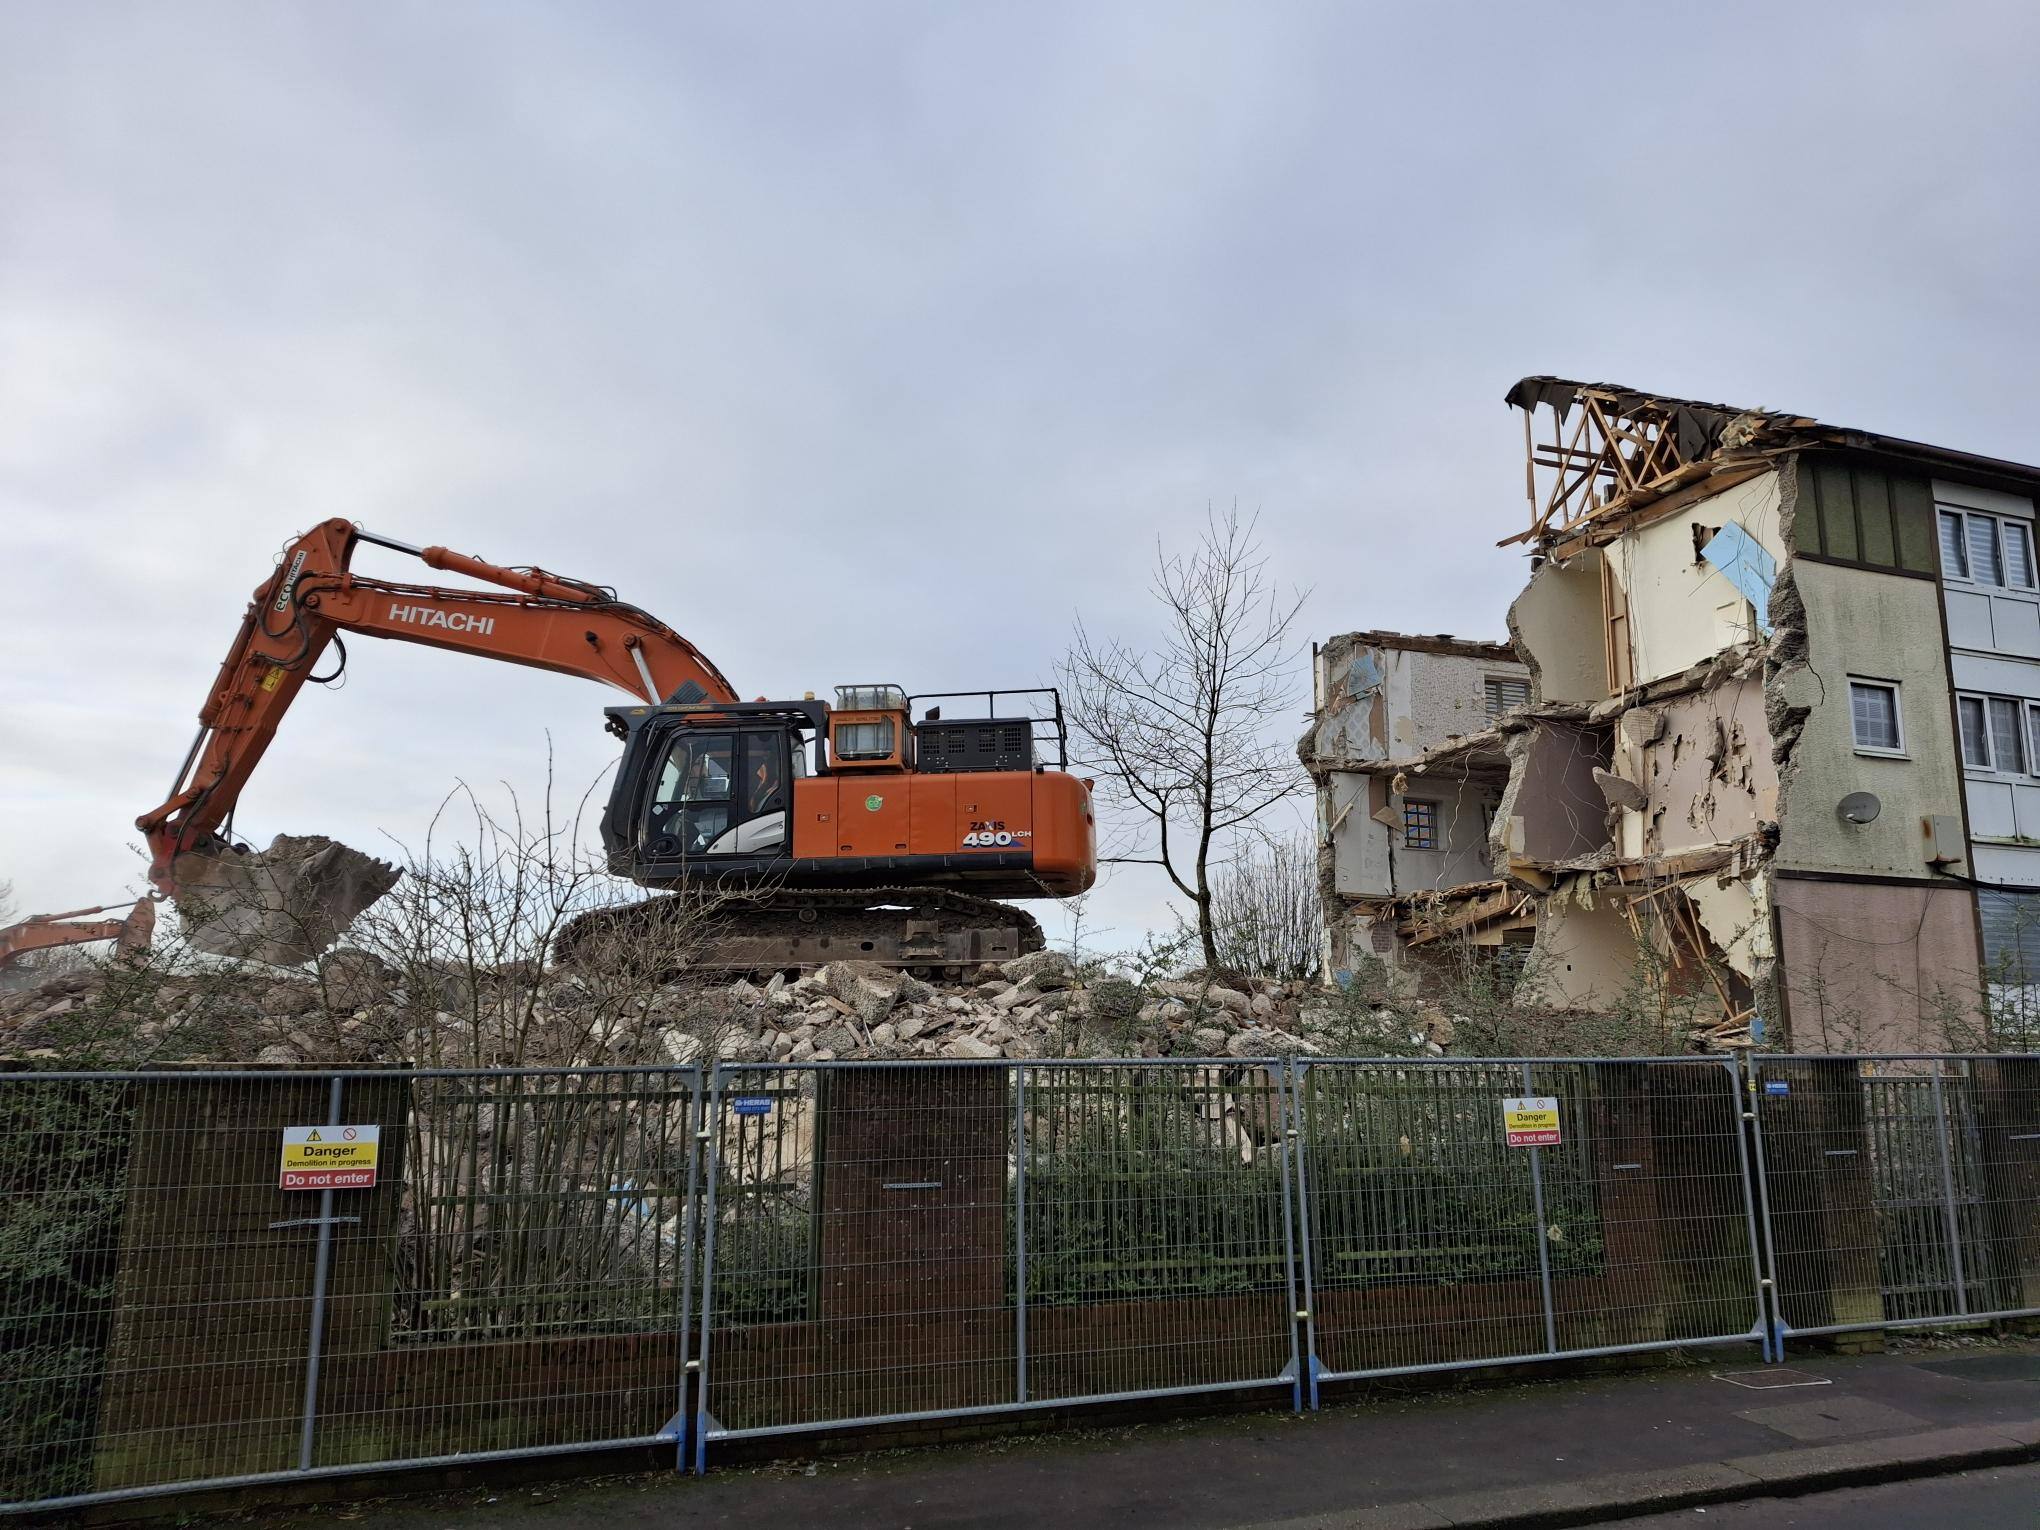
[0,951,1395,1068]
[170,833,401,966]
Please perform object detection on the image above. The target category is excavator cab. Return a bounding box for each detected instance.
[605,700,830,878]
[641,720,806,858]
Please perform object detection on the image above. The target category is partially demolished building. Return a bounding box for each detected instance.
[1305,377,2040,1052]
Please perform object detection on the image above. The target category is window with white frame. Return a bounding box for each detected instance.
[1955,690,2040,775]
[1484,675,1531,722]
[1848,678,1904,756]
[1939,507,2037,590]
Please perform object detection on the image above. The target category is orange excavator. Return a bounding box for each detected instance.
[0,518,1095,973]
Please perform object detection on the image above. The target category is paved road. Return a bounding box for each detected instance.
[1614,1461,2040,1527]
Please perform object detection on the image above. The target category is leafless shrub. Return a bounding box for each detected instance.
[1211,835,1323,982]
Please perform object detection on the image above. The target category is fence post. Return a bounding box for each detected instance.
[690,1064,726,1475]
[296,1074,344,1472]
[1522,1062,1558,1357]
[1929,1068,1971,1318]
[1013,1063,1029,1405]
[1280,1056,1314,1411]
[674,1063,705,1473]
[1738,1052,1787,1362]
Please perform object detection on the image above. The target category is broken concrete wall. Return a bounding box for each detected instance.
[1305,634,1391,764]
[1509,552,1607,704]
[1773,875,1983,1051]
[1603,472,1784,686]
[1687,870,1774,982]
[1615,672,1779,860]
[1517,881,1637,1007]
[1389,777,1503,893]
[1305,634,1526,765]
[1323,770,1390,898]
[1496,719,1611,866]
[1768,554,1965,881]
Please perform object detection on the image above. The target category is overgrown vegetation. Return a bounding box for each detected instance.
[0,1080,133,1503]
[1210,836,1322,983]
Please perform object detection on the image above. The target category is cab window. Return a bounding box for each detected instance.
[647,733,734,853]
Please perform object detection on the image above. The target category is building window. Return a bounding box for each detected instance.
[1993,697,2028,774]
[1848,679,1904,756]
[1484,675,1531,722]
[1403,799,1437,850]
[1955,690,2040,775]
[1978,888,2040,1043]
[1959,694,1991,768]
[1940,507,2036,590]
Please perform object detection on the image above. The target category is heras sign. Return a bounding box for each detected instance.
[279,1124,381,1190]
[1501,1096,1561,1149]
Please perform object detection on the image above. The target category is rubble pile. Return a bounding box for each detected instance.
[675,953,1331,1065]
[0,951,1447,1067]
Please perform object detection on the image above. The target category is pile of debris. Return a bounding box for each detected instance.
[691,953,1327,1065]
[0,951,1435,1068]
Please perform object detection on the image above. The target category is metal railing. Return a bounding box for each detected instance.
[1,1066,703,1513]
[1747,1054,2040,1344]
[692,1061,1300,1465]
[1294,1057,1768,1396]
[5,1050,2040,1513]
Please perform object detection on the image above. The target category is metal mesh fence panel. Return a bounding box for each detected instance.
[1751,1055,2040,1337]
[1018,1063,1297,1404]
[1297,1058,1762,1381]
[314,1066,701,1470]
[695,1060,1298,1450]
[1,1066,700,1513]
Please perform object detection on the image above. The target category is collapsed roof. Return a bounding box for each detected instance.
[1505,375,2040,554]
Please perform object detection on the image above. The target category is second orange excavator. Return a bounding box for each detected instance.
[2,518,1095,973]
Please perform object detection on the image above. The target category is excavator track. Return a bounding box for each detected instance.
[557,885,1046,977]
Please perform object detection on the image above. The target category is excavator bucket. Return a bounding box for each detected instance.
[171,834,401,966]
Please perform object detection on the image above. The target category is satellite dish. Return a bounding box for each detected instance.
[1837,791,1881,825]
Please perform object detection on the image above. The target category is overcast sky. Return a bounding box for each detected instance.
[5,2,2040,953]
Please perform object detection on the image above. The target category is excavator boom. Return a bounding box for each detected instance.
[0,900,154,973]
[140,519,737,886]
[76,518,735,965]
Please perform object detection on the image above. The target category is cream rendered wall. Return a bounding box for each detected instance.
[1519,885,1637,1007]
[1602,472,1784,687]
[1387,779,1502,893]
[1772,560,1965,879]
[1612,675,1779,861]
[1312,638,1526,901]
[1379,648,1526,756]
[1509,552,1607,704]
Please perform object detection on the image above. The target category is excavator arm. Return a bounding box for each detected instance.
[138,518,736,885]
[0,900,155,971]
[0,518,737,970]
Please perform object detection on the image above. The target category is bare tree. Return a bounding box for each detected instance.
[1211,835,1323,981]
[1061,508,1308,968]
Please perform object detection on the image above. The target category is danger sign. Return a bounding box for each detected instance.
[280,1124,380,1190]
[1502,1096,1561,1149]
